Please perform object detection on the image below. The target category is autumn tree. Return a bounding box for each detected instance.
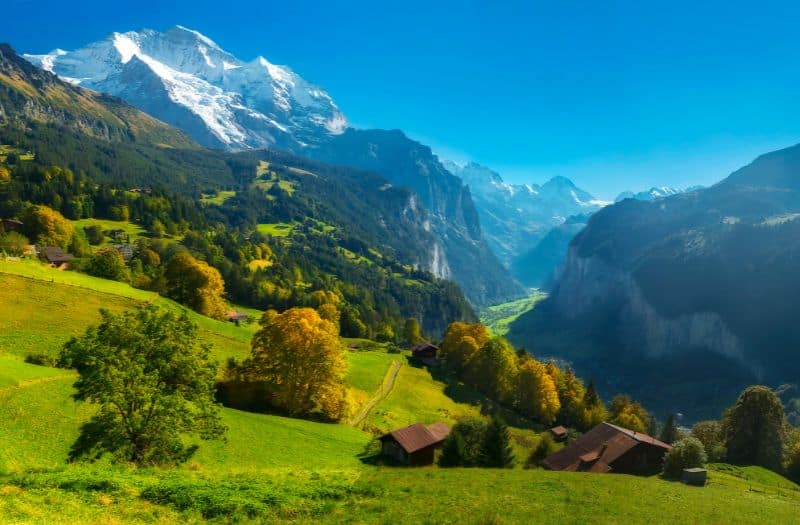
[724,385,786,471]
[164,252,227,319]
[23,205,74,249]
[516,357,561,424]
[241,307,348,420]
[404,318,423,346]
[608,395,653,433]
[58,306,225,465]
[439,322,490,373]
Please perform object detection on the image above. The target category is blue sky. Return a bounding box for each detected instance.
[3,0,800,198]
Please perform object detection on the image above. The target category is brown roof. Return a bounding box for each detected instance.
[40,246,73,263]
[541,422,671,472]
[411,341,438,352]
[550,425,568,436]
[380,422,451,454]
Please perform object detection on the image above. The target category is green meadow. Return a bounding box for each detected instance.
[1,260,799,523]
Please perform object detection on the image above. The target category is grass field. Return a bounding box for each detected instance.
[257,222,294,237]
[71,218,147,246]
[2,259,799,523]
[199,190,236,206]
[480,291,548,336]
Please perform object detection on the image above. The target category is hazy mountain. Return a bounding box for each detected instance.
[311,130,525,306]
[24,26,346,150]
[443,161,608,267]
[615,185,703,202]
[508,143,800,420]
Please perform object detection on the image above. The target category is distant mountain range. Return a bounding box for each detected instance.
[509,144,800,420]
[19,28,522,306]
[615,185,703,202]
[442,161,608,280]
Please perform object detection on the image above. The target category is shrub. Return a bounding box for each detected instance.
[83,225,105,245]
[24,353,57,367]
[526,433,558,468]
[663,437,707,479]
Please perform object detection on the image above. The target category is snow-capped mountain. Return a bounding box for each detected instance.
[442,161,609,266]
[615,185,703,202]
[24,26,346,150]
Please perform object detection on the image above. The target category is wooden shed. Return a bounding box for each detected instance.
[379,422,451,465]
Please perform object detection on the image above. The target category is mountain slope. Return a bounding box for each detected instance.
[509,143,800,420]
[511,214,590,288]
[310,129,524,306]
[0,43,196,149]
[443,161,607,267]
[24,26,346,150]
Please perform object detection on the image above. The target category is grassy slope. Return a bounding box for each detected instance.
[480,291,547,336]
[1,260,799,523]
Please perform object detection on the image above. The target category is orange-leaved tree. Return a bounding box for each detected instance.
[243,307,348,420]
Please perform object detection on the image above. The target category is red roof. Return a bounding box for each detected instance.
[541,422,671,472]
[380,422,451,454]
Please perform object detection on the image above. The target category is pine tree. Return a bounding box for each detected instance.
[584,380,600,407]
[438,431,466,467]
[659,414,681,444]
[481,417,515,468]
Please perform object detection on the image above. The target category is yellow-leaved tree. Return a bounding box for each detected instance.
[164,252,227,320]
[244,307,348,420]
[23,204,74,249]
[439,322,490,373]
[517,357,561,424]
[608,394,652,433]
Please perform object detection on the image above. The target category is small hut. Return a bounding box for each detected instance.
[39,246,73,266]
[549,425,569,442]
[379,422,451,465]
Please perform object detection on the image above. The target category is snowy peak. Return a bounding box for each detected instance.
[615,185,702,202]
[23,26,347,150]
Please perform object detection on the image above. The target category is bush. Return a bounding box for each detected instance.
[526,433,558,468]
[83,225,105,245]
[663,437,707,479]
[85,248,127,281]
[24,353,57,367]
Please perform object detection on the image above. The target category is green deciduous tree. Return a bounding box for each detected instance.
[663,437,707,479]
[404,318,422,346]
[691,420,725,461]
[85,248,127,281]
[0,231,29,255]
[724,386,786,471]
[58,306,225,465]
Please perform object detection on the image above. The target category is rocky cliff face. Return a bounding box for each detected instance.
[310,129,524,306]
[509,143,800,419]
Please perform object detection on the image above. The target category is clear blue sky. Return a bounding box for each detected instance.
[3,0,800,198]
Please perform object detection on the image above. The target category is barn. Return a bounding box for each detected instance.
[542,422,671,475]
[379,422,451,465]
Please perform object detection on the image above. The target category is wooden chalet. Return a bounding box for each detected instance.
[226,310,249,326]
[549,425,569,442]
[379,422,451,465]
[39,246,74,266]
[542,422,671,475]
[0,218,23,233]
[411,341,438,359]
[112,244,135,261]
